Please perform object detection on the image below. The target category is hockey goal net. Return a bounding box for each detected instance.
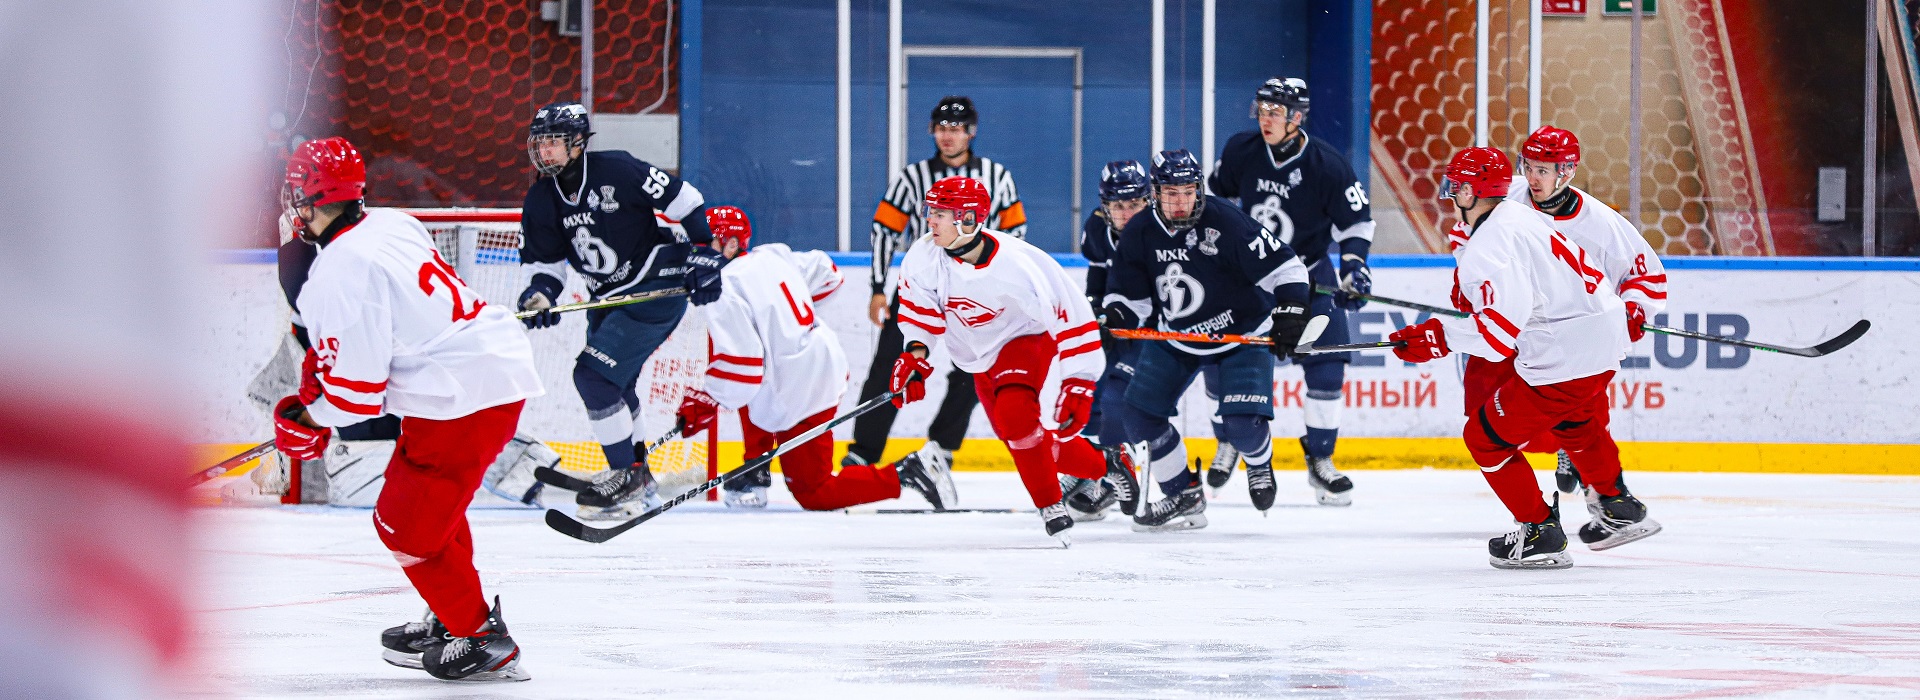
[406,209,718,497]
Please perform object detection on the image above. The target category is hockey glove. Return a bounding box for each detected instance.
[298,348,323,405]
[676,388,720,437]
[1624,301,1648,343]
[1268,302,1310,359]
[517,273,564,329]
[1336,254,1372,310]
[889,349,935,408]
[1100,300,1142,330]
[1389,317,1450,363]
[684,246,726,306]
[1054,378,1096,434]
[273,395,329,461]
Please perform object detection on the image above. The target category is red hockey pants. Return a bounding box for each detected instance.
[372,400,522,638]
[1463,356,1562,455]
[976,334,1107,508]
[1464,371,1622,524]
[742,406,901,511]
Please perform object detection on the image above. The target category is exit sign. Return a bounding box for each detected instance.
[1603,0,1656,15]
[1542,0,1586,16]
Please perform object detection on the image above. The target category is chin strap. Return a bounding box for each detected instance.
[1534,185,1578,217]
[943,227,991,260]
[312,202,366,247]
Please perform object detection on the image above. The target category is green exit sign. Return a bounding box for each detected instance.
[1603,0,1656,14]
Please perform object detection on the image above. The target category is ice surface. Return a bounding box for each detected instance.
[193,470,1920,698]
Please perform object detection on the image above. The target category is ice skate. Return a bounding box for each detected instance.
[1302,438,1353,506]
[1101,445,1141,516]
[420,597,530,682]
[1206,443,1239,489]
[1132,480,1207,532]
[723,465,771,509]
[1488,499,1574,570]
[1578,478,1662,550]
[379,608,445,670]
[575,464,661,521]
[1245,459,1277,512]
[1060,475,1108,521]
[895,444,956,511]
[1040,500,1074,547]
[1555,450,1583,494]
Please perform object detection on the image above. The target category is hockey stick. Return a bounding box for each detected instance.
[191,440,276,486]
[545,392,898,543]
[1108,328,1276,346]
[532,420,692,493]
[1314,284,1872,358]
[513,286,688,320]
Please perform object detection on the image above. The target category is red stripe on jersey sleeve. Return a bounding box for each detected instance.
[1473,317,1517,358]
[898,297,941,318]
[1055,321,1098,342]
[319,388,382,416]
[1057,342,1101,360]
[712,353,764,367]
[321,371,387,394]
[899,314,945,335]
[1480,307,1522,338]
[706,368,764,385]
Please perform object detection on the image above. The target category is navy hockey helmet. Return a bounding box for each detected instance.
[527,101,592,176]
[1099,160,1151,202]
[1150,149,1206,229]
[1253,77,1310,119]
[931,96,978,128]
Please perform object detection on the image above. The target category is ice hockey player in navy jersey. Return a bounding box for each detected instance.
[1207,77,1368,506]
[1064,160,1151,519]
[516,101,724,520]
[1104,149,1312,531]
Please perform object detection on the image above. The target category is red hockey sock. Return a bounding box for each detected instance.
[1475,452,1553,524]
[1553,392,1624,496]
[1053,434,1107,480]
[391,518,489,636]
[985,386,1064,508]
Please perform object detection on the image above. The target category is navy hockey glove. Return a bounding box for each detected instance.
[685,246,726,306]
[1336,253,1372,310]
[1100,301,1142,330]
[517,273,565,329]
[1269,302,1310,359]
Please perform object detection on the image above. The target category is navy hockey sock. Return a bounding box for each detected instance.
[1302,360,1344,458]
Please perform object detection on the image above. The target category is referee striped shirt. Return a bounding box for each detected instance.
[869,154,1025,293]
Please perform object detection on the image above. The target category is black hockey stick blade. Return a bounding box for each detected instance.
[1807,319,1872,356]
[844,507,1022,514]
[534,422,690,493]
[1642,318,1872,357]
[545,393,897,543]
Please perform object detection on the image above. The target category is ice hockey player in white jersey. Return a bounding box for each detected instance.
[673,207,956,511]
[272,137,543,680]
[891,177,1139,544]
[1510,125,1669,501]
[1388,147,1659,570]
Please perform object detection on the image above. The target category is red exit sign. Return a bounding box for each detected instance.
[1542,0,1586,16]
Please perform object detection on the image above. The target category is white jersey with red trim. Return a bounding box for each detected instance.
[895,229,1104,382]
[702,243,849,432]
[1440,200,1628,386]
[1507,182,1668,313]
[297,208,543,427]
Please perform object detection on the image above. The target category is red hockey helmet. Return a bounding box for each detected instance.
[1520,125,1581,165]
[707,205,752,254]
[924,176,990,225]
[1439,147,1513,200]
[284,137,367,210]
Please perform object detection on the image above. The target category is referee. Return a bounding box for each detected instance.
[845,95,1027,484]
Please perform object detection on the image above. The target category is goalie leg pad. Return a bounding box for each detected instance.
[324,439,397,507]
[481,435,560,506]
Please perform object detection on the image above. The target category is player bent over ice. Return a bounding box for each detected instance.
[671,206,955,511]
[1390,147,1656,570]
[1103,150,1313,531]
[273,138,542,680]
[890,176,1138,544]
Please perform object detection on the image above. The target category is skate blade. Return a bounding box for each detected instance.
[449,665,532,682]
[1489,551,1574,570]
[1054,531,1072,548]
[1585,519,1662,551]
[1130,513,1208,532]
[1314,489,1353,507]
[381,649,424,670]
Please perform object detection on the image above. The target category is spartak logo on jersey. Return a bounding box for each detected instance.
[944,296,1003,327]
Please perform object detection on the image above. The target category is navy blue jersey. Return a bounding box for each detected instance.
[1106,195,1310,356]
[522,150,711,300]
[1080,210,1120,300]
[1207,132,1372,274]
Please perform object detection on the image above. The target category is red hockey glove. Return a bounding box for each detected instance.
[889,351,934,407]
[1388,317,1450,364]
[273,395,329,461]
[1624,301,1648,343]
[1054,378,1096,434]
[677,388,719,436]
[298,347,323,405]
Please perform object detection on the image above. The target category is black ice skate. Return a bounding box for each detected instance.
[1059,475,1108,521]
[379,608,445,670]
[1132,480,1207,532]
[723,463,772,509]
[1578,478,1662,550]
[1040,500,1074,547]
[1245,459,1277,512]
[1302,438,1353,507]
[1206,443,1239,489]
[1102,445,1141,517]
[420,597,529,682]
[1555,450,1583,494]
[575,463,661,521]
[895,446,956,511]
[1488,498,1573,570]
